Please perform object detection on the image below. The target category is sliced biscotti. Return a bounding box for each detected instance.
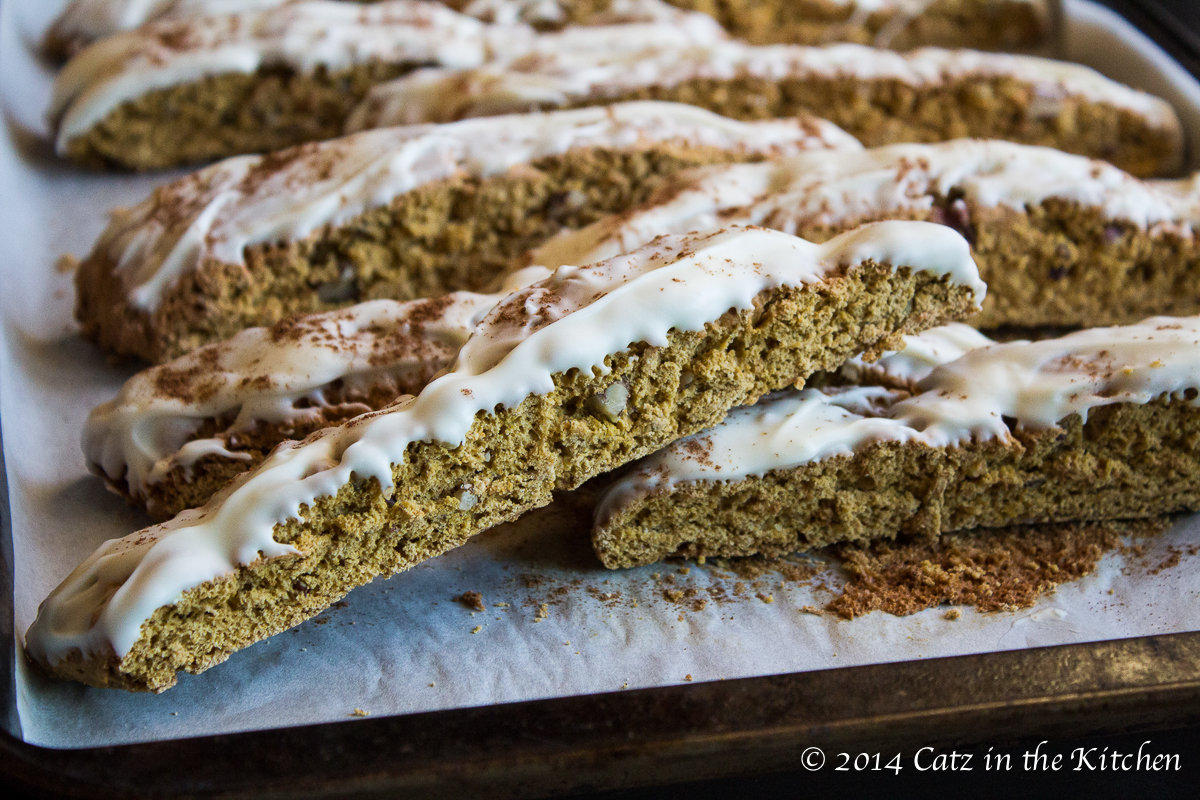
[27,221,983,692]
[48,0,504,169]
[662,0,1053,50]
[85,267,551,521]
[49,1,731,169]
[594,316,1200,568]
[74,102,856,364]
[527,140,1200,328]
[348,39,1183,178]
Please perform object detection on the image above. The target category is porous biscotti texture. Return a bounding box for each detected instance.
[76,142,772,364]
[664,0,1050,50]
[594,397,1200,568]
[63,60,414,171]
[37,260,978,692]
[583,76,1175,179]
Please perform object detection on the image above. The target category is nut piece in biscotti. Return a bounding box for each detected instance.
[593,316,1200,568]
[72,102,858,364]
[526,140,1200,330]
[26,220,984,692]
[84,267,551,521]
[348,36,1183,178]
[47,1,733,169]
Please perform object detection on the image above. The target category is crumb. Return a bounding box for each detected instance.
[471,625,482,634]
[55,254,80,274]
[428,683,435,687]
[683,674,693,682]
[799,605,823,616]
[943,608,962,621]
[351,708,370,717]
[534,603,549,622]
[664,588,685,602]
[757,592,775,604]
[457,591,485,612]
[678,567,690,575]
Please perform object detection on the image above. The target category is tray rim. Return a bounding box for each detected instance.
[3,0,1200,796]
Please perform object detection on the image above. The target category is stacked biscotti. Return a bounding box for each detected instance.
[27,0,1200,695]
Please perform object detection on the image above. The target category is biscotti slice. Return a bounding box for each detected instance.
[74,102,857,364]
[348,40,1183,177]
[661,0,1053,51]
[48,0,505,169]
[27,221,983,692]
[527,140,1200,328]
[84,266,551,521]
[593,316,1200,568]
[49,2,731,169]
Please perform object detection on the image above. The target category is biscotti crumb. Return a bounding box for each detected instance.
[799,606,824,616]
[683,674,693,682]
[757,593,775,604]
[351,708,370,717]
[943,609,962,621]
[470,625,482,634]
[457,591,486,612]
[534,603,549,622]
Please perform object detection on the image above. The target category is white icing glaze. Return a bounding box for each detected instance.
[26,220,981,665]
[847,322,994,386]
[92,101,858,312]
[50,0,499,151]
[528,139,1200,271]
[83,266,552,511]
[596,316,1200,525]
[45,0,721,54]
[346,36,1180,138]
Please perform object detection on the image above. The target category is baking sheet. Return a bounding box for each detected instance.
[4,0,1200,751]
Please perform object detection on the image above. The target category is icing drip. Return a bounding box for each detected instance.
[27,220,981,664]
[346,36,1180,135]
[596,316,1200,525]
[847,322,994,387]
[91,101,857,311]
[83,266,552,508]
[529,139,1200,272]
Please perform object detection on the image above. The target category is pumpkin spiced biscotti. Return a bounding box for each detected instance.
[75,101,857,363]
[527,140,1200,329]
[84,266,551,520]
[593,317,1200,568]
[27,221,983,691]
[48,1,729,169]
[348,39,1183,177]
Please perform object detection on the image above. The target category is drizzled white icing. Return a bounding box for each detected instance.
[595,316,1200,526]
[50,0,498,151]
[92,101,856,312]
[846,322,994,386]
[528,139,1200,270]
[83,266,551,512]
[26,220,981,665]
[345,37,1180,136]
[45,0,721,55]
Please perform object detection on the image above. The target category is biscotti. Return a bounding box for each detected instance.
[26,221,983,692]
[48,1,504,169]
[74,102,857,363]
[84,267,550,520]
[593,316,1200,568]
[348,40,1183,177]
[527,140,1200,328]
[49,2,729,169]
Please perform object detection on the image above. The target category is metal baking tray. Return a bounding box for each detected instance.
[2,0,1200,796]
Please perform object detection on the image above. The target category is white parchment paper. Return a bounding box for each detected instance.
[3,0,1200,750]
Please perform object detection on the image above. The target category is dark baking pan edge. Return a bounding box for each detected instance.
[5,0,1200,797]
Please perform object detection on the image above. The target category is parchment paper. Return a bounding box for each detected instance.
[3,0,1199,750]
